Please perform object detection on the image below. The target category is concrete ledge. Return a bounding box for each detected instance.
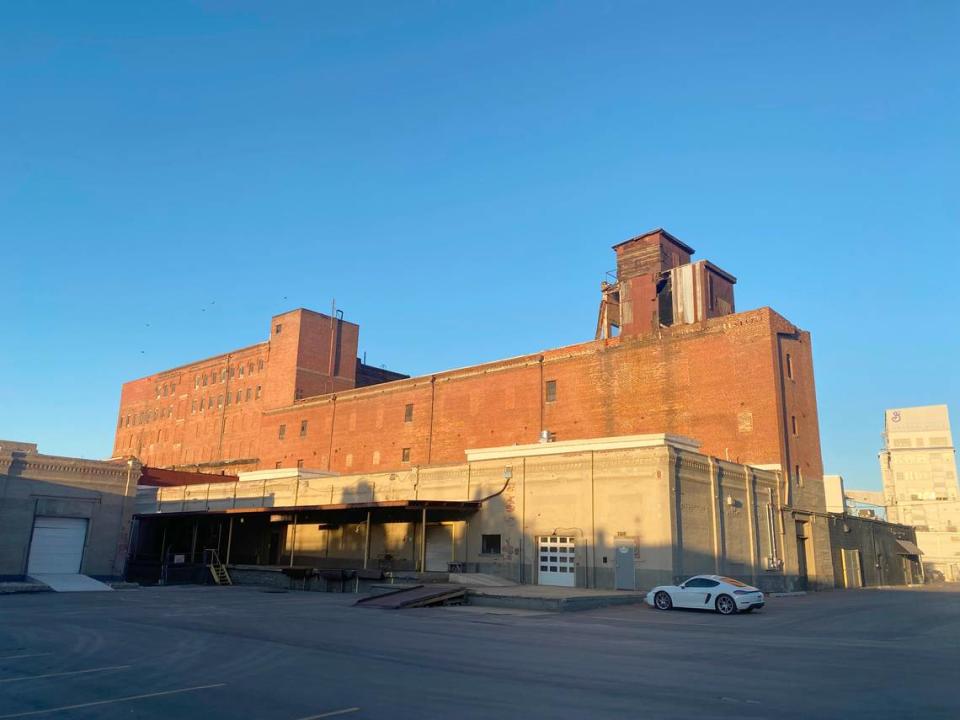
[468,589,647,612]
[0,582,51,595]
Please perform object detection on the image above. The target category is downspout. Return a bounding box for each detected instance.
[591,451,597,589]
[538,355,545,438]
[744,466,759,586]
[427,376,436,464]
[217,354,232,460]
[708,457,720,574]
[326,396,337,471]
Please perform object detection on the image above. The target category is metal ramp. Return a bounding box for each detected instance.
[29,574,113,592]
[355,584,465,609]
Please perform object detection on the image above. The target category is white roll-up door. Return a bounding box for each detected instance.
[537,535,576,587]
[27,517,88,575]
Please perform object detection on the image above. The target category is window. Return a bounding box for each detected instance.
[545,380,557,403]
[220,370,226,383]
[795,464,803,487]
[786,353,794,380]
[125,415,130,427]
[404,404,414,423]
[162,384,168,397]
[225,393,230,406]
[239,365,244,377]
[235,390,241,403]
[202,374,208,387]
[248,362,254,374]
[275,323,282,334]
[217,395,223,408]
[195,376,200,389]
[275,461,282,469]
[255,385,262,399]
[191,401,196,414]
[300,420,308,437]
[297,459,304,469]
[401,447,411,463]
[258,360,264,371]
[246,388,252,401]
[279,424,286,440]
[481,534,502,555]
[791,415,798,436]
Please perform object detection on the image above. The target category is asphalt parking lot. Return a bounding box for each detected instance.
[1,584,958,719]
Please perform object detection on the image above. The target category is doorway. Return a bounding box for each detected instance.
[795,521,809,591]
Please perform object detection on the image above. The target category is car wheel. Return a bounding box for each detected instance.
[715,594,737,615]
[654,591,673,610]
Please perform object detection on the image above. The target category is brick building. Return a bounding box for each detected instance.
[113,228,825,515]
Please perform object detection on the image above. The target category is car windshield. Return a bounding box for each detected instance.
[719,577,749,587]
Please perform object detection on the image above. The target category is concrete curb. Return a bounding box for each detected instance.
[468,591,647,612]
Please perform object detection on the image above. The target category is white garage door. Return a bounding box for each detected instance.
[424,524,453,572]
[538,535,576,587]
[27,517,88,575]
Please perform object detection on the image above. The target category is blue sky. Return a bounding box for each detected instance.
[1,2,957,489]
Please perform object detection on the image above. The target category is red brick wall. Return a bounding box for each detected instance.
[254,307,823,509]
[114,306,824,512]
[113,342,270,472]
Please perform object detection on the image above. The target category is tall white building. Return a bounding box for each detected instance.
[879,405,960,580]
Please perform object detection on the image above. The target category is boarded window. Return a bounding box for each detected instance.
[404,404,414,423]
[481,534,501,554]
[401,447,411,463]
[545,380,557,403]
[786,353,794,380]
[300,420,308,437]
[279,424,286,440]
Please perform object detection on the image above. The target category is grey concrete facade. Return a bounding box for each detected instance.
[0,440,138,580]
[134,434,833,593]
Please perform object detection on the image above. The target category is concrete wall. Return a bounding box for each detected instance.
[828,514,920,587]
[0,444,136,580]
[136,435,797,591]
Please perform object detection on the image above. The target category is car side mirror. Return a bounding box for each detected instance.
[679,584,686,590]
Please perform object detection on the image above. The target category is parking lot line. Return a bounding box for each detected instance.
[0,653,51,661]
[0,683,227,718]
[0,665,130,684]
[296,708,361,719]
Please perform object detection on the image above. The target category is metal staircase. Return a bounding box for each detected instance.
[206,548,232,586]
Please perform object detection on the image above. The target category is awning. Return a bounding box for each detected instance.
[895,539,923,556]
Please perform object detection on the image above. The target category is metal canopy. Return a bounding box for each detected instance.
[894,539,923,556]
[135,498,480,522]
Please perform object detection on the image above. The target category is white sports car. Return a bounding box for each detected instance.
[645,575,765,615]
